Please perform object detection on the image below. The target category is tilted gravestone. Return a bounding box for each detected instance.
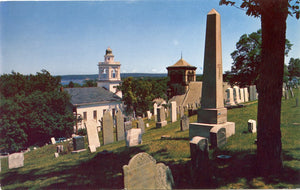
[124,121,133,131]
[137,117,145,134]
[180,115,189,131]
[210,127,226,148]
[125,128,142,147]
[103,111,114,145]
[116,110,125,141]
[73,136,85,150]
[190,136,210,185]
[123,152,174,190]
[86,123,100,149]
[248,119,257,133]
[8,152,24,169]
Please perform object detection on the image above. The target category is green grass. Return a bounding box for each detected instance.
[1,89,299,189]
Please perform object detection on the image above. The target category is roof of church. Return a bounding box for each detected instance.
[167,58,196,69]
[65,87,121,106]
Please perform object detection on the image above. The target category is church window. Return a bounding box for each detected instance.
[83,112,87,121]
[93,110,97,120]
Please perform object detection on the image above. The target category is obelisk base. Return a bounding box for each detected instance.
[189,122,235,142]
[197,107,227,124]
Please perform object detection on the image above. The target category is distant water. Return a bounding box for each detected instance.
[59,73,167,85]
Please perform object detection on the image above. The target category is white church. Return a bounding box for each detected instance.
[65,47,123,132]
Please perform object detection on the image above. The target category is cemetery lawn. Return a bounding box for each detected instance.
[1,89,299,189]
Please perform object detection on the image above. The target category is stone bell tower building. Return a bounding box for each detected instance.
[97,47,122,94]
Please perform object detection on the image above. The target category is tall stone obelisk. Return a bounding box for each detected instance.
[189,9,235,141]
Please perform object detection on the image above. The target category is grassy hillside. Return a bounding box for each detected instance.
[1,89,299,189]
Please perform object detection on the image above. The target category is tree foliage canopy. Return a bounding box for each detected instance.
[119,77,168,116]
[226,29,292,87]
[0,70,74,152]
[288,57,300,78]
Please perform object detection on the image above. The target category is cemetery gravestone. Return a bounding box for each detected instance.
[190,136,209,185]
[170,101,177,123]
[8,152,24,169]
[86,123,101,149]
[89,145,96,153]
[54,153,59,158]
[147,111,152,120]
[233,86,241,104]
[51,137,56,144]
[239,88,245,102]
[153,103,158,121]
[125,121,132,131]
[244,87,249,102]
[103,111,114,145]
[123,152,174,190]
[225,88,235,106]
[156,106,167,128]
[56,145,64,153]
[116,110,125,141]
[210,127,226,148]
[290,87,294,98]
[248,119,257,133]
[249,85,257,101]
[73,136,85,150]
[125,128,142,147]
[180,115,189,131]
[137,117,145,134]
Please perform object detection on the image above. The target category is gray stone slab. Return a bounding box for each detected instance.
[137,117,145,134]
[248,119,257,133]
[124,121,133,131]
[125,128,142,147]
[116,110,125,141]
[123,152,174,190]
[103,111,114,145]
[180,115,189,131]
[8,152,24,169]
[157,107,165,122]
[210,126,226,148]
[73,136,85,150]
[86,123,100,148]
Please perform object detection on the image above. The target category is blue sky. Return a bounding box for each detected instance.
[0,0,299,75]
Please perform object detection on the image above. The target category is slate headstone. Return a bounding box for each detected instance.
[156,106,167,128]
[8,152,24,169]
[103,111,114,145]
[73,136,85,150]
[125,128,142,147]
[248,119,257,133]
[116,110,125,141]
[137,117,145,134]
[124,121,132,131]
[123,152,174,190]
[210,127,226,148]
[180,115,189,131]
[190,136,210,185]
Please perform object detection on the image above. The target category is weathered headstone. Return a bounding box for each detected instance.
[225,88,235,106]
[123,152,174,190]
[170,101,177,123]
[190,9,235,141]
[190,136,210,185]
[179,106,184,117]
[103,111,114,145]
[51,137,56,144]
[125,128,142,147]
[56,145,64,153]
[210,126,226,148]
[124,121,133,131]
[116,110,125,141]
[137,117,145,134]
[180,115,189,131]
[248,119,257,133]
[244,87,249,102]
[233,86,241,104]
[239,88,245,102]
[156,106,167,128]
[8,152,24,169]
[54,152,59,158]
[249,85,257,101]
[86,123,101,149]
[73,136,85,150]
[153,103,157,115]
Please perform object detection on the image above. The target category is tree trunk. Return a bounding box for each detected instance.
[257,0,288,176]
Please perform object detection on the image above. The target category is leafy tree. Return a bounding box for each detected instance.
[0,70,74,152]
[288,57,300,78]
[220,0,299,176]
[227,29,292,87]
[83,79,97,87]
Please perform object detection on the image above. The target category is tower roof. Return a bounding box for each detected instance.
[167,58,196,69]
[105,47,113,56]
